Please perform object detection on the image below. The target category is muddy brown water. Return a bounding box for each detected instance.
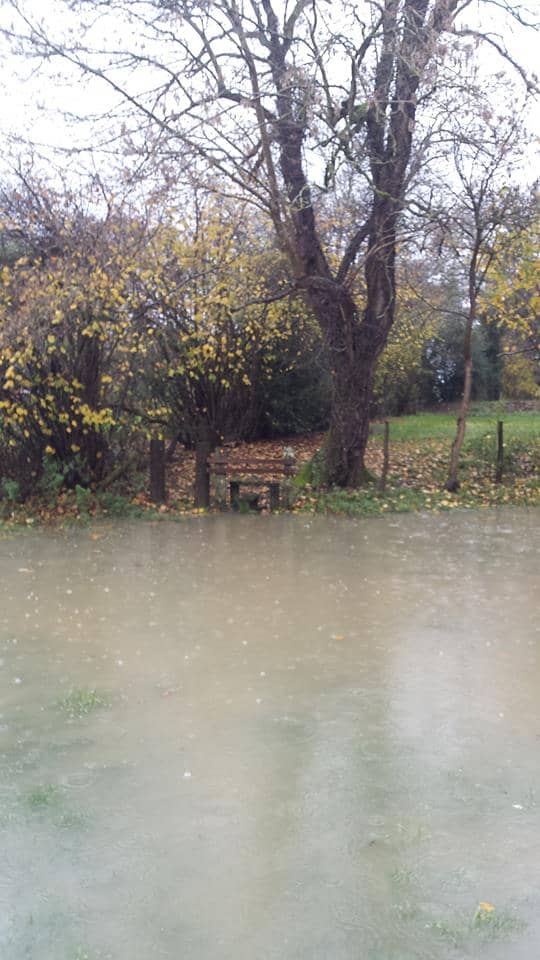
[1,509,539,960]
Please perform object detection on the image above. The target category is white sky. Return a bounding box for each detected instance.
[0,0,538,181]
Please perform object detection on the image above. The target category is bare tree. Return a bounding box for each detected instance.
[3,0,536,485]
[432,111,530,491]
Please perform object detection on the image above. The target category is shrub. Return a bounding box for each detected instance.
[294,448,327,489]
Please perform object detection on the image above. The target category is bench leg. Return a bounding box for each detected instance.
[230,481,241,511]
[269,482,280,511]
[282,478,296,510]
[215,474,228,510]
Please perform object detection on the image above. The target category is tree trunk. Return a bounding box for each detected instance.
[304,200,397,487]
[446,350,473,491]
[495,419,504,483]
[264,0,439,488]
[446,236,480,492]
[149,435,166,504]
[325,352,375,487]
[303,285,379,486]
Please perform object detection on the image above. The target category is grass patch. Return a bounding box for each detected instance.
[73,488,149,520]
[58,810,89,829]
[56,688,111,719]
[427,906,526,947]
[294,409,539,516]
[307,485,431,516]
[71,946,113,960]
[371,409,540,444]
[25,784,62,808]
[23,784,88,828]
[303,476,539,516]
[95,491,147,518]
[391,866,417,887]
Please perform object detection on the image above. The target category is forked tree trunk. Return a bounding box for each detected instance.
[263,0,455,488]
[305,207,397,487]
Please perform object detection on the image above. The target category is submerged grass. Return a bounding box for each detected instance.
[57,810,89,829]
[365,898,527,959]
[426,906,526,947]
[25,784,62,808]
[301,477,539,517]
[72,945,113,960]
[56,688,111,719]
[386,858,527,953]
[23,784,88,829]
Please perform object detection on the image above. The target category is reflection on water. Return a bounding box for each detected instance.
[1,509,539,959]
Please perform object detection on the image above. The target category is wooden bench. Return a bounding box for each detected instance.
[209,447,296,511]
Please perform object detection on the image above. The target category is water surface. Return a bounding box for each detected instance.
[1,510,539,959]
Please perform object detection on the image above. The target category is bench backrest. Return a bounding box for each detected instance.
[209,450,296,477]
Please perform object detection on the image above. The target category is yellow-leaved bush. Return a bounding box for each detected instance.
[480,200,539,399]
[0,183,313,496]
[142,199,312,445]
[373,268,440,414]
[0,187,156,491]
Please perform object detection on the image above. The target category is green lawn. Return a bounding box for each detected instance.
[296,405,540,517]
[371,408,540,444]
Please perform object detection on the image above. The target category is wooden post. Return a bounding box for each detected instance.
[149,435,166,504]
[282,446,296,510]
[495,420,504,484]
[194,439,212,508]
[213,450,228,510]
[378,420,390,492]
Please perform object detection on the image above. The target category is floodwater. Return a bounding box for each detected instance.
[1,510,539,960]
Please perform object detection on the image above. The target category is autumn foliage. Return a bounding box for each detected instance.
[0,182,313,494]
[0,176,537,508]
[0,185,155,491]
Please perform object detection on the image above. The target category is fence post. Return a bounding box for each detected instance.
[378,420,390,492]
[194,441,212,508]
[495,420,504,484]
[213,450,228,510]
[282,446,296,510]
[149,434,166,504]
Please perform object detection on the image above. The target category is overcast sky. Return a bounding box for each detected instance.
[0,0,538,180]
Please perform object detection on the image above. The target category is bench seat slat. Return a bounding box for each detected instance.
[228,477,279,485]
[211,460,284,470]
